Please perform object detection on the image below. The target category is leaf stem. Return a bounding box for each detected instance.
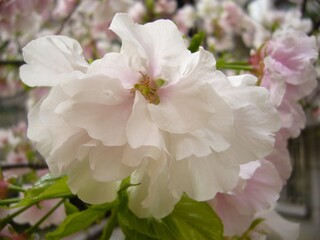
[100,208,118,240]
[8,184,26,192]
[0,204,31,230]
[25,199,65,235]
[216,61,253,71]
[0,198,21,206]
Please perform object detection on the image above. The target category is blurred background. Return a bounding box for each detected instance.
[0,0,319,239]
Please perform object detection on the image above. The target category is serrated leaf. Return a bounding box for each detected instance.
[12,175,72,208]
[46,202,115,240]
[118,193,223,240]
[188,32,206,53]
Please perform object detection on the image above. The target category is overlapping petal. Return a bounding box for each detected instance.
[20,36,88,87]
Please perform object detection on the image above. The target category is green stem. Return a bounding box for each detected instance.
[8,184,26,192]
[0,198,21,206]
[216,61,254,71]
[0,205,31,230]
[25,199,65,235]
[100,208,118,240]
[219,64,253,71]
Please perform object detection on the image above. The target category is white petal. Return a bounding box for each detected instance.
[170,131,230,161]
[128,158,180,219]
[89,145,134,182]
[126,93,164,149]
[121,145,162,167]
[68,159,120,204]
[109,13,189,78]
[20,36,88,87]
[149,82,218,133]
[27,99,52,157]
[47,131,89,174]
[171,154,240,201]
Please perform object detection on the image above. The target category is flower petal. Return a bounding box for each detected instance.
[128,157,180,218]
[68,159,120,204]
[171,154,240,201]
[89,145,135,182]
[20,36,88,87]
[109,13,189,78]
[126,93,164,149]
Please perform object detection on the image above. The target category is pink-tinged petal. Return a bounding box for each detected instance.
[148,48,222,134]
[171,154,239,201]
[88,52,144,89]
[56,77,133,146]
[265,133,292,183]
[262,30,318,103]
[126,93,164,149]
[261,66,286,107]
[89,145,134,182]
[278,100,306,139]
[68,159,120,204]
[20,36,88,87]
[109,13,189,78]
[210,160,283,236]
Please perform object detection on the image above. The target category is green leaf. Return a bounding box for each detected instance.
[46,202,115,240]
[118,193,223,240]
[64,199,79,215]
[12,175,72,208]
[188,32,206,53]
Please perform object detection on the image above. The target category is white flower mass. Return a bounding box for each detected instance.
[20,13,280,218]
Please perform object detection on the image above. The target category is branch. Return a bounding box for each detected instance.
[55,0,81,34]
[0,60,25,66]
[0,163,48,171]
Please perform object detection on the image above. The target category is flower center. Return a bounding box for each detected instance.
[131,72,165,105]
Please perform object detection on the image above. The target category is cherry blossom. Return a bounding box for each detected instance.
[20,13,280,218]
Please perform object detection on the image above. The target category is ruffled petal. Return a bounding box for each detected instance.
[56,77,133,146]
[20,36,88,87]
[170,154,240,201]
[89,145,135,182]
[68,159,120,204]
[109,13,189,79]
[128,157,180,219]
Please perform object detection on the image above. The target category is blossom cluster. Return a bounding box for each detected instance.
[0,0,319,239]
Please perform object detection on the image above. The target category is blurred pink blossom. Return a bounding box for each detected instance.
[11,198,66,228]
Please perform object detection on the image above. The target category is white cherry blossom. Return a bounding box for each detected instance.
[21,13,280,218]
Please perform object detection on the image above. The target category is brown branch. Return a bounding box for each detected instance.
[0,163,48,170]
[55,0,81,35]
[0,60,25,66]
